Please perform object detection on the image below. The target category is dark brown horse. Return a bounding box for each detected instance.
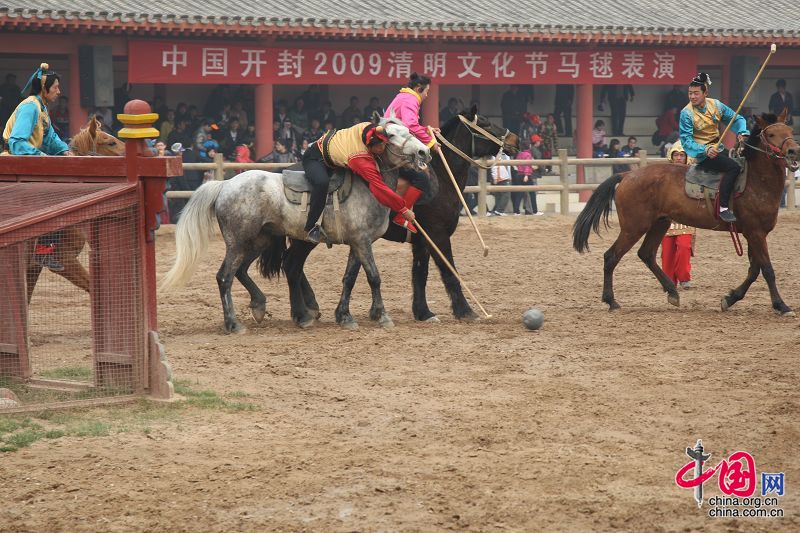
[25,116,125,301]
[573,110,798,316]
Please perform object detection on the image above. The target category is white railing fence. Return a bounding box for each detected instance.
[167,149,798,212]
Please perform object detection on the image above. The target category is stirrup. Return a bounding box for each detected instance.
[306,225,322,244]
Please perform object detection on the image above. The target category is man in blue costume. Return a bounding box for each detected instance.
[3,63,74,270]
[679,73,749,223]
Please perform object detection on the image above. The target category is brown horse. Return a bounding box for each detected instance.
[573,110,798,316]
[25,116,125,301]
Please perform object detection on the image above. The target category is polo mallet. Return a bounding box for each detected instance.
[717,44,777,149]
[412,219,492,319]
[429,127,490,257]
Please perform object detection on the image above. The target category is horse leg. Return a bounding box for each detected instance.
[283,240,317,328]
[411,238,438,322]
[234,251,267,324]
[216,247,248,334]
[721,246,760,312]
[636,218,679,307]
[300,273,322,321]
[602,229,645,311]
[427,235,477,321]
[26,263,43,303]
[738,233,793,316]
[57,257,91,294]
[350,239,394,329]
[335,249,362,330]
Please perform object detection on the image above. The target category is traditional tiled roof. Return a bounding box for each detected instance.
[1,1,798,45]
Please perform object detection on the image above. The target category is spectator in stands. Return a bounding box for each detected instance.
[514,139,534,215]
[168,143,204,223]
[541,113,558,159]
[167,119,192,153]
[219,118,243,159]
[599,84,634,135]
[289,97,309,133]
[619,136,638,157]
[49,95,70,140]
[526,136,544,215]
[323,119,335,133]
[363,97,384,122]
[301,85,322,115]
[257,139,297,164]
[501,85,526,136]
[193,119,214,151]
[340,96,362,128]
[314,100,336,129]
[154,141,168,157]
[299,138,310,157]
[519,112,541,144]
[664,84,688,122]
[653,106,679,146]
[230,101,249,130]
[174,102,189,127]
[234,144,253,163]
[592,120,608,157]
[769,79,794,125]
[275,102,289,126]
[159,109,175,143]
[303,118,324,144]
[277,118,299,154]
[489,151,512,216]
[607,139,628,173]
[553,84,574,137]
[440,97,460,124]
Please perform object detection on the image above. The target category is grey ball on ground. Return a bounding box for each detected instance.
[522,308,544,330]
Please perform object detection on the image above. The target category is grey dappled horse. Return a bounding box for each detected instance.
[161,118,430,333]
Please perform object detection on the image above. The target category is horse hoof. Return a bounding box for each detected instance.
[379,316,395,329]
[720,297,730,312]
[668,293,680,307]
[608,302,621,311]
[310,309,322,320]
[783,310,797,318]
[340,320,359,330]
[227,323,247,335]
[250,305,267,324]
[297,318,315,329]
[425,316,440,323]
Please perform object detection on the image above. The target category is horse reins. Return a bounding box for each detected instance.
[434,114,512,169]
[743,123,797,165]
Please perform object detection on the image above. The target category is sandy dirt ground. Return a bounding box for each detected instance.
[1,212,799,531]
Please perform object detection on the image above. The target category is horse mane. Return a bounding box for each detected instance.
[69,128,92,155]
[440,114,462,138]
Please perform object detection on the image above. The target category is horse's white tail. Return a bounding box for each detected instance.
[161,180,225,290]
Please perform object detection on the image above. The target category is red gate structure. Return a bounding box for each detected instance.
[0,101,179,410]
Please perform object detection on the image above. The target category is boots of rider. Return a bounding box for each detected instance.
[33,243,64,272]
[718,167,740,223]
[392,186,423,233]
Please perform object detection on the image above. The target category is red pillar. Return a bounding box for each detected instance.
[422,83,440,128]
[68,49,88,137]
[255,83,274,159]
[576,84,593,202]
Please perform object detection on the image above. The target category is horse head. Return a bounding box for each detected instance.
[445,104,520,159]
[376,114,431,171]
[69,115,125,156]
[751,109,798,171]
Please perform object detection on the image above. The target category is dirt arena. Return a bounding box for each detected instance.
[2,212,799,531]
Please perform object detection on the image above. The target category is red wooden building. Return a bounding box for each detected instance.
[2,2,799,163]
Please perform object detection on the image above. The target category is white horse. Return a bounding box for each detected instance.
[162,118,430,333]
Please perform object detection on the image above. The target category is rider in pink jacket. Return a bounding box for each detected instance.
[384,73,439,233]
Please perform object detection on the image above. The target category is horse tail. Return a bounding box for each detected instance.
[257,235,287,279]
[572,174,623,253]
[161,180,225,290]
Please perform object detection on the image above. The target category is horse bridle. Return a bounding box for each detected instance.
[747,123,798,167]
[434,114,513,169]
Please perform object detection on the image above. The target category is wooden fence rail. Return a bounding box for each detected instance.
[167,149,798,212]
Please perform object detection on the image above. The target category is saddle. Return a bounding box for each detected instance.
[684,156,747,212]
[282,165,354,211]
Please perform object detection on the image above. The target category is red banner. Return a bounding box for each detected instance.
[129,41,696,85]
